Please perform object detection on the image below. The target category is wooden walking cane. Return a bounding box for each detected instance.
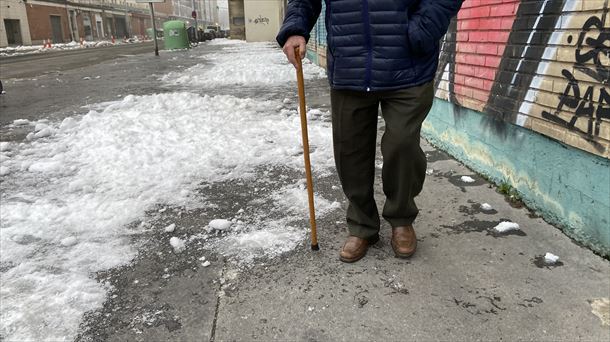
[295,47,319,251]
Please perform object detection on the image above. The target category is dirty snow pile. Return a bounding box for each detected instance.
[493,221,520,233]
[460,175,475,183]
[480,203,493,211]
[0,40,126,57]
[162,41,326,86]
[544,252,559,265]
[0,40,335,341]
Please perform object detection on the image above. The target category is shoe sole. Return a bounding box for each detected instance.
[339,236,379,263]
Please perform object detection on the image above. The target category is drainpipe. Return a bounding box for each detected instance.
[65,1,75,42]
[124,1,131,38]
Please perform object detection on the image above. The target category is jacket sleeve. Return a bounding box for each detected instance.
[276,0,323,47]
[408,0,463,55]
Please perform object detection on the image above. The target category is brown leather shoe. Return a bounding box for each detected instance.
[339,235,378,263]
[391,225,417,258]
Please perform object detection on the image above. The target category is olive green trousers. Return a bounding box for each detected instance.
[330,81,434,241]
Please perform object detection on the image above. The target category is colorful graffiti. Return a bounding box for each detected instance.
[434,0,609,158]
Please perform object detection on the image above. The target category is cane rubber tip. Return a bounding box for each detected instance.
[311,244,320,251]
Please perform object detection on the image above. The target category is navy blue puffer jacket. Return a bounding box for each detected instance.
[277,0,463,92]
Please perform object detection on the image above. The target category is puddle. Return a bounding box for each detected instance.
[440,220,527,237]
[459,203,498,215]
[435,171,487,192]
[425,149,452,163]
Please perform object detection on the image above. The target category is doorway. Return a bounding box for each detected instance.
[50,15,63,43]
[3,19,23,45]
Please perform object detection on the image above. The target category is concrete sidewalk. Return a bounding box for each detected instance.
[77,79,609,342]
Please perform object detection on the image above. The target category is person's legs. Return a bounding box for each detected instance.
[379,81,434,228]
[330,88,380,241]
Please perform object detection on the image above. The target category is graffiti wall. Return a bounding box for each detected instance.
[435,0,609,158]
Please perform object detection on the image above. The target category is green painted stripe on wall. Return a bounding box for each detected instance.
[423,98,610,257]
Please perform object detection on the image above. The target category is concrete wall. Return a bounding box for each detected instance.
[305,0,610,256]
[243,0,283,42]
[0,0,33,47]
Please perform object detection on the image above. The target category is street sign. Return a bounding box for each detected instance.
[135,0,165,3]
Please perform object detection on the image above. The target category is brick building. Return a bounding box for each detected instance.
[1,0,225,47]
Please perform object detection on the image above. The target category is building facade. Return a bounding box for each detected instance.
[0,0,223,47]
[0,0,33,47]
[229,0,285,42]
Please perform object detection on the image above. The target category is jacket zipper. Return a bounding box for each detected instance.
[362,0,372,92]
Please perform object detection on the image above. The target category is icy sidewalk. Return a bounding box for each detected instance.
[1,39,608,341]
[0,39,333,341]
[80,59,607,342]
[76,136,610,341]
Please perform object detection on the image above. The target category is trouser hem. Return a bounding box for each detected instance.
[385,215,417,229]
[346,223,380,242]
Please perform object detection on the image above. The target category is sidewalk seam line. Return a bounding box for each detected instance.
[209,260,226,342]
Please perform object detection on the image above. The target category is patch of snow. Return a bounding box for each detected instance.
[201,261,211,267]
[544,252,559,265]
[206,38,246,46]
[480,203,493,211]
[205,184,340,265]
[209,219,232,231]
[13,119,30,126]
[460,175,475,183]
[425,168,434,175]
[169,237,185,252]
[60,236,78,247]
[0,92,334,341]
[0,166,10,176]
[33,127,54,139]
[0,42,335,341]
[0,142,10,152]
[493,221,520,233]
[162,42,325,87]
[34,123,48,132]
[164,223,176,232]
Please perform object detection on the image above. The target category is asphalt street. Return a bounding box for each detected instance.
[1,41,609,342]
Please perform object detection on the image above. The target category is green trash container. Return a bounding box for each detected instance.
[163,21,189,50]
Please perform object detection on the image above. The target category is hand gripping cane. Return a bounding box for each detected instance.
[295,47,319,251]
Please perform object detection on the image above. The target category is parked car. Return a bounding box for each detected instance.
[203,29,216,40]
[207,25,222,38]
